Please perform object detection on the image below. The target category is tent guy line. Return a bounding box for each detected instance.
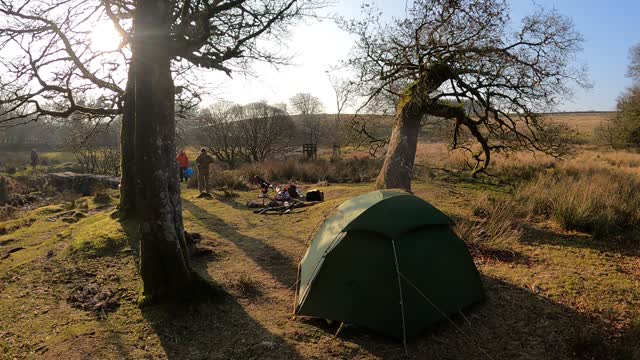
[398,272,495,360]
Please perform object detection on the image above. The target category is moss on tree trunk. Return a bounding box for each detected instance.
[375,98,422,192]
[133,0,216,303]
[119,62,136,218]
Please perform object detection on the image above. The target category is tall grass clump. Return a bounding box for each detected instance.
[455,195,523,251]
[516,166,640,239]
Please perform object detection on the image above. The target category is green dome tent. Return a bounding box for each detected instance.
[294,190,484,339]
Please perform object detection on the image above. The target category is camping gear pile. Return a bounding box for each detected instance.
[247,176,324,214]
[294,190,484,342]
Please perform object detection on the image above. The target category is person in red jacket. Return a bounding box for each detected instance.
[176,149,190,182]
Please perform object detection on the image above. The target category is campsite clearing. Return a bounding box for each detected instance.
[1,176,639,359]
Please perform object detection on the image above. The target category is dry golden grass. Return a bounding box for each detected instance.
[545,112,615,138]
[516,165,640,238]
[455,195,523,250]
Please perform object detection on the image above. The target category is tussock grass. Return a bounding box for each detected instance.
[229,273,262,299]
[455,195,523,251]
[516,166,640,239]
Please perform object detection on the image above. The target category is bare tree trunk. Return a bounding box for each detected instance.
[375,103,421,192]
[134,0,212,303]
[119,61,136,217]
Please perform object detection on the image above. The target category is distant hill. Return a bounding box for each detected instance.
[290,111,614,140]
[544,112,616,137]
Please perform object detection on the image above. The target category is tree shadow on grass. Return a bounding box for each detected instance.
[519,223,640,257]
[182,199,299,288]
[116,213,303,360]
[302,275,639,360]
[140,270,304,360]
[192,190,251,210]
[212,192,251,210]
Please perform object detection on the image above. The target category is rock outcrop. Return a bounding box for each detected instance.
[47,172,120,196]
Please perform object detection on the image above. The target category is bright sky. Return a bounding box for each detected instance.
[203,0,639,112]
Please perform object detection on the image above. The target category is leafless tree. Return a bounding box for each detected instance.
[0,0,325,301]
[197,101,243,169]
[237,101,295,162]
[0,1,125,129]
[327,75,354,148]
[289,92,324,145]
[65,118,121,176]
[290,92,324,115]
[628,44,640,84]
[596,45,640,150]
[341,0,589,190]
[198,101,294,166]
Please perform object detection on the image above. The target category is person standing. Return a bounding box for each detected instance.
[176,149,190,182]
[30,149,38,174]
[195,148,214,193]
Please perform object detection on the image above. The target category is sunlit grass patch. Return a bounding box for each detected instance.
[516,166,640,239]
[67,214,134,258]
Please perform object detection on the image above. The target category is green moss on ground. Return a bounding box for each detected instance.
[67,214,135,258]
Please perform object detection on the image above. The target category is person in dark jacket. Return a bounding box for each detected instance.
[30,149,38,173]
[195,149,214,193]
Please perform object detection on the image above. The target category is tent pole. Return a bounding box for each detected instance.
[391,240,408,355]
[334,322,345,337]
[292,263,301,319]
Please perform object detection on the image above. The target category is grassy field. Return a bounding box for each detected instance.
[1,160,639,359]
[547,112,615,139]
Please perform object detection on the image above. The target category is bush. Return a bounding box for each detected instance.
[241,157,382,184]
[61,190,82,210]
[516,166,640,239]
[209,171,249,191]
[93,185,111,204]
[186,168,249,191]
[0,176,9,204]
[0,205,16,221]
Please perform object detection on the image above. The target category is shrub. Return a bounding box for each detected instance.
[209,171,249,191]
[0,176,9,204]
[61,190,82,210]
[186,169,249,191]
[186,157,382,189]
[516,166,640,239]
[240,157,382,184]
[93,185,111,204]
[0,205,16,221]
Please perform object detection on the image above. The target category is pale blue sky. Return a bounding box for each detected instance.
[205,0,639,112]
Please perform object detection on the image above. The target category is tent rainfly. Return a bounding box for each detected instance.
[294,190,484,339]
